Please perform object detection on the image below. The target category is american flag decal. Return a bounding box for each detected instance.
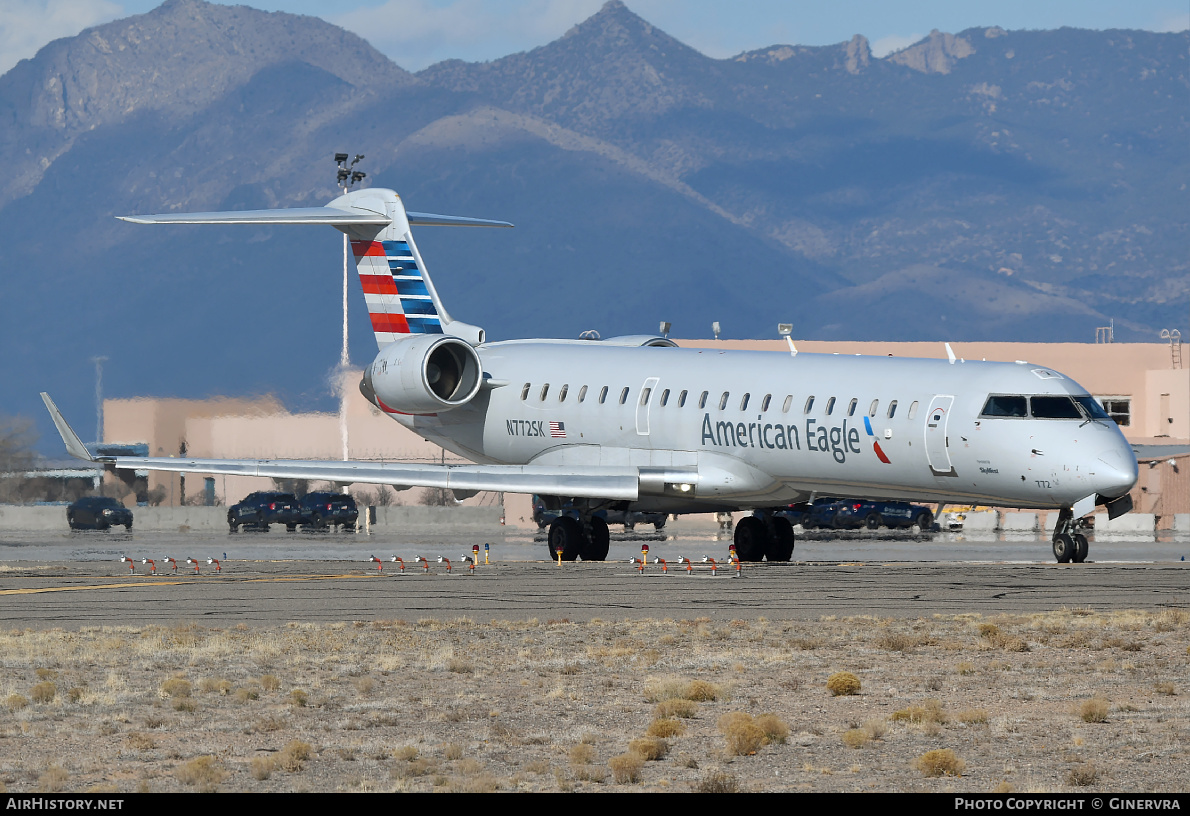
[549,421,566,438]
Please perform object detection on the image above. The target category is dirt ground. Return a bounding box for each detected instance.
[0,609,1187,793]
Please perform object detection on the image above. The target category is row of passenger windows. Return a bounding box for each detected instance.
[519,382,919,419]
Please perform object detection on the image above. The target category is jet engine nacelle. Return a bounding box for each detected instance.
[361,334,483,415]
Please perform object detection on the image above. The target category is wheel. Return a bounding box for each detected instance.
[229,521,238,533]
[864,513,882,530]
[258,521,269,532]
[1072,533,1089,563]
[653,519,667,531]
[344,522,356,533]
[766,516,795,561]
[915,511,934,531]
[1053,533,1075,563]
[286,523,297,533]
[548,516,583,561]
[125,523,133,531]
[584,517,610,561]
[623,521,635,532]
[734,516,766,562]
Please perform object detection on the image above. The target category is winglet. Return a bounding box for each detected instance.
[39,393,94,461]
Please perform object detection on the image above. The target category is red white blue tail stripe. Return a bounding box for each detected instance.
[352,238,443,345]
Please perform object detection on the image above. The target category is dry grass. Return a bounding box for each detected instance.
[37,765,69,793]
[914,749,965,778]
[1065,763,1100,787]
[628,736,668,761]
[176,756,226,790]
[1080,698,1110,723]
[0,610,1185,792]
[826,672,861,696]
[30,681,56,704]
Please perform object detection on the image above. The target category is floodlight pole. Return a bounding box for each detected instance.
[91,356,107,445]
[334,153,367,465]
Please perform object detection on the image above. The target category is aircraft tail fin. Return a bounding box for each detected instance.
[119,188,511,349]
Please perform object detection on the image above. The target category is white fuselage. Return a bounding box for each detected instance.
[385,342,1138,513]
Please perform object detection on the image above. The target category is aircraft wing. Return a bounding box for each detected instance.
[40,393,638,500]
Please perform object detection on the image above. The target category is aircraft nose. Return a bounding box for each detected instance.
[1094,446,1138,499]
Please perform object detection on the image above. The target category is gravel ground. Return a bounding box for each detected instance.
[0,609,1187,793]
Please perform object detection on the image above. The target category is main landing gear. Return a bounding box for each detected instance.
[733,511,795,562]
[1051,507,1090,564]
[546,515,611,561]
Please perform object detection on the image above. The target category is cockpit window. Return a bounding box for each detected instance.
[1030,395,1081,419]
[1074,395,1111,421]
[981,395,1027,417]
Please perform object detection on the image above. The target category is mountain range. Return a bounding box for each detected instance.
[1,0,1186,452]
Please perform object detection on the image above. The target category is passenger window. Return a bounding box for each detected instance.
[907,401,919,420]
[869,399,879,417]
[578,386,587,403]
[719,392,730,410]
[639,387,651,406]
[558,384,568,402]
[539,384,549,401]
[782,395,793,413]
[599,386,608,405]
[847,398,857,417]
[1030,396,1081,419]
[825,397,835,415]
[740,393,750,411]
[981,395,1027,418]
[678,390,687,408]
[660,389,670,407]
[620,387,630,405]
[887,400,897,419]
[521,383,530,401]
[699,391,708,409]
[762,394,772,412]
[804,396,815,414]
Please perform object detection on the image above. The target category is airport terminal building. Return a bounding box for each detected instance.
[100,339,1188,529]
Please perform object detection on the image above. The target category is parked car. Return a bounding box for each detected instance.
[299,492,359,532]
[532,495,667,531]
[831,499,935,531]
[227,491,301,532]
[780,498,845,530]
[67,496,133,531]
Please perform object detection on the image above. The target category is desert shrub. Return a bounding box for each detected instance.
[278,740,313,772]
[251,756,274,780]
[629,736,668,761]
[6,694,29,711]
[841,729,869,749]
[572,764,607,782]
[199,678,231,695]
[863,718,887,740]
[609,752,644,784]
[654,699,698,719]
[755,713,790,744]
[446,658,474,674]
[1154,682,1176,696]
[444,743,464,760]
[172,698,197,713]
[160,677,190,699]
[235,686,260,702]
[37,765,69,793]
[684,680,720,701]
[176,756,226,790]
[957,708,989,725]
[289,689,308,707]
[914,749,965,778]
[644,677,721,702]
[126,733,156,750]
[1080,698,1110,723]
[30,681,56,704]
[718,712,766,756]
[826,672,861,696]
[892,699,948,724]
[35,668,58,681]
[1065,763,1099,787]
[647,718,686,738]
[260,674,281,691]
[393,746,419,761]
[568,744,595,765]
[696,771,740,793]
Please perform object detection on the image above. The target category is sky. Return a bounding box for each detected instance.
[2,0,1188,77]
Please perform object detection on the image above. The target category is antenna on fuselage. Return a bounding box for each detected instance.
[778,324,796,357]
[712,321,721,341]
[660,321,671,339]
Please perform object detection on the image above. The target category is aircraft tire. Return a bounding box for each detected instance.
[766,516,795,561]
[584,517,610,561]
[734,516,766,562]
[548,516,582,561]
[1072,533,1089,563]
[1052,533,1075,563]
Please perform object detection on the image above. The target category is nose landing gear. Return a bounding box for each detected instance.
[1052,507,1090,563]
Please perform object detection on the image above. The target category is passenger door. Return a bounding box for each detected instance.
[636,377,659,436]
[924,395,957,477]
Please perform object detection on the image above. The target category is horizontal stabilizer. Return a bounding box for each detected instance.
[119,207,511,228]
